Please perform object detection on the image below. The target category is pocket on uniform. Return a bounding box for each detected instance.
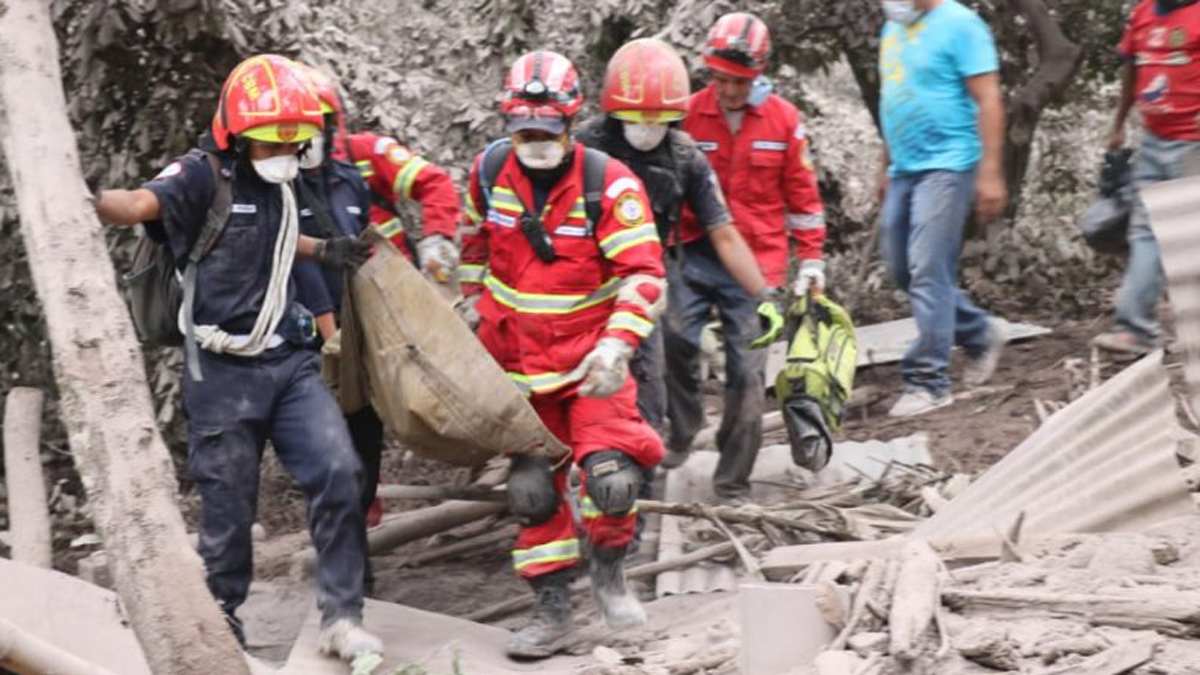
[201,216,262,293]
[747,151,785,202]
[546,236,603,293]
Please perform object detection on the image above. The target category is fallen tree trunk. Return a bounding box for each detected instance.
[888,539,940,661]
[466,541,737,622]
[0,616,120,675]
[3,388,51,568]
[399,525,516,568]
[943,588,1200,636]
[0,3,248,673]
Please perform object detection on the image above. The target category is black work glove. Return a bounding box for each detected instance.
[319,236,372,271]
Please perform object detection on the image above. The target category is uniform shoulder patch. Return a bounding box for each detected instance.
[605,176,641,199]
[153,161,183,180]
[614,192,646,227]
[374,136,397,155]
[387,145,413,165]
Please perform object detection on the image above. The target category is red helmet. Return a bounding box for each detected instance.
[301,64,344,119]
[210,54,325,150]
[601,38,690,125]
[500,51,583,134]
[704,12,771,79]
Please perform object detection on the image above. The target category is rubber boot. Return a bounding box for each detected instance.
[506,569,574,659]
[589,545,646,630]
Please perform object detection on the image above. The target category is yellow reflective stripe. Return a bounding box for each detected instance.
[355,159,375,179]
[458,264,486,284]
[489,186,524,213]
[376,217,403,239]
[465,199,482,224]
[567,197,587,220]
[507,369,586,395]
[485,275,620,315]
[580,495,639,519]
[599,224,658,258]
[606,311,654,339]
[392,156,430,200]
[512,538,581,571]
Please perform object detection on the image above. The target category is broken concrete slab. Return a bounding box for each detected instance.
[739,582,843,675]
[286,597,594,674]
[0,556,151,674]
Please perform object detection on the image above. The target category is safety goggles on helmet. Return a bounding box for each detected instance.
[707,43,766,71]
[505,104,569,135]
[609,109,685,125]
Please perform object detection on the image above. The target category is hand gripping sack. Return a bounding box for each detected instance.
[773,292,857,472]
[334,232,570,466]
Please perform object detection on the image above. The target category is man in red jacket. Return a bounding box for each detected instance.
[459,51,666,659]
[664,12,827,502]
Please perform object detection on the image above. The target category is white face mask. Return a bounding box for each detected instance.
[514,139,567,170]
[252,154,300,184]
[298,135,325,170]
[623,123,669,152]
[882,0,923,24]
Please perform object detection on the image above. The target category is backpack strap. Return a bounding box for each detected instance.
[580,147,608,232]
[182,151,233,381]
[474,138,513,216]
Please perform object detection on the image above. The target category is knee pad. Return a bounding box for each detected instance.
[506,455,559,525]
[582,451,641,517]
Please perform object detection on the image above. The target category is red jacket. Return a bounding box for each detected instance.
[680,85,825,287]
[1120,0,1200,140]
[339,132,461,254]
[459,143,664,395]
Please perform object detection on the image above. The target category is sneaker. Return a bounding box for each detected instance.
[1091,330,1154,357]
[317,618,383,663]
[887,388,953,418]
[963,319,1008,387]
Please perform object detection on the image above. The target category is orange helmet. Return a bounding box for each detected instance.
[704,12,771,79]
[302,64,344,120]
[601,38,690,125]
[500,51,583,134]
[210,54,324,150]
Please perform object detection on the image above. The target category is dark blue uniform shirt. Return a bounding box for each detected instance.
[292,158,371,317]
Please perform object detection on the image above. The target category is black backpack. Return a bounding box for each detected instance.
[123,151,232,348]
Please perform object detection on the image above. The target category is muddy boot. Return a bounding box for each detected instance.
[506,569,574,659]
[589,545,646,630]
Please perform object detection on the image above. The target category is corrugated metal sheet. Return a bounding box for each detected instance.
[914,352,1196,557]
[1143,175,1200,418]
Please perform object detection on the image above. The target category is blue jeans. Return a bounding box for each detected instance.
[880,169,992,395]
[183,347,366,627]
[1115,132,1200,343]
[662,246,767,499]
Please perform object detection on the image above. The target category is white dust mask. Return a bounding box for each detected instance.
[298,135,325,170]
[515,139,567,170]
[623,123,669,152]
[882,0,923,24]
[252,154,300,184]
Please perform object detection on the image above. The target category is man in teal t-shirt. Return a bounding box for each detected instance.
[876,0,1010,417]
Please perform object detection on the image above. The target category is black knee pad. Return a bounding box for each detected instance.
[507,455,559,525]
[582,451,641,517]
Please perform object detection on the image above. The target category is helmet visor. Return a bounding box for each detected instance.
[610,110,686,124]
[505,105,568,135]
[241,121,321,144]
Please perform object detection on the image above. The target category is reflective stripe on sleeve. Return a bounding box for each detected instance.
[786,213,825,231]
[605,311,654,339]
[598,223,658,259]
[376,217,404,240]
[458,264,486,285]
[392,156,431,200]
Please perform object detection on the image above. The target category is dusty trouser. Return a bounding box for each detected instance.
[344,405,384,591]
[184,347,367,637]
[629,326,666,527]
[506,378,662,657]
[663,245,767,500]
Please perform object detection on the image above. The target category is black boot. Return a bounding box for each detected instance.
[589,545,646,630]
[506,569,574,659]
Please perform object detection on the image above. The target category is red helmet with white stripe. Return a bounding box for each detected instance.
[501,50,583,134]
[210,54,324,150]
[601,38,690,124]
[704,12,771,79]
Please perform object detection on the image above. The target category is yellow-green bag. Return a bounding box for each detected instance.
[773,292,857,471]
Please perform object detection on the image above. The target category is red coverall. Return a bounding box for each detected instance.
[459,142,665,579]
[679,84,826,287]
[339,132,461,257]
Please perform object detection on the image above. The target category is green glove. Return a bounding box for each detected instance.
[751,287,786,349]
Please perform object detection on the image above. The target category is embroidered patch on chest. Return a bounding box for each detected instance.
[555,225,589,237]
[488,210,516,228]
[751,140,788,152]
[696,141,718,152]
[231,204,258,214]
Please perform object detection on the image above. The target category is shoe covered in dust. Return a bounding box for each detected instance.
[963,318,1009,387]
[317,618,383,662]
[589,545,647,631]
[887,387,953,418]
[1091,330,1155,358]
[506,569,575,659]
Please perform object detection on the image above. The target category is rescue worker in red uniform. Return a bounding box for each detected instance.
[664,12,828,502]
[458,51,666,659]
